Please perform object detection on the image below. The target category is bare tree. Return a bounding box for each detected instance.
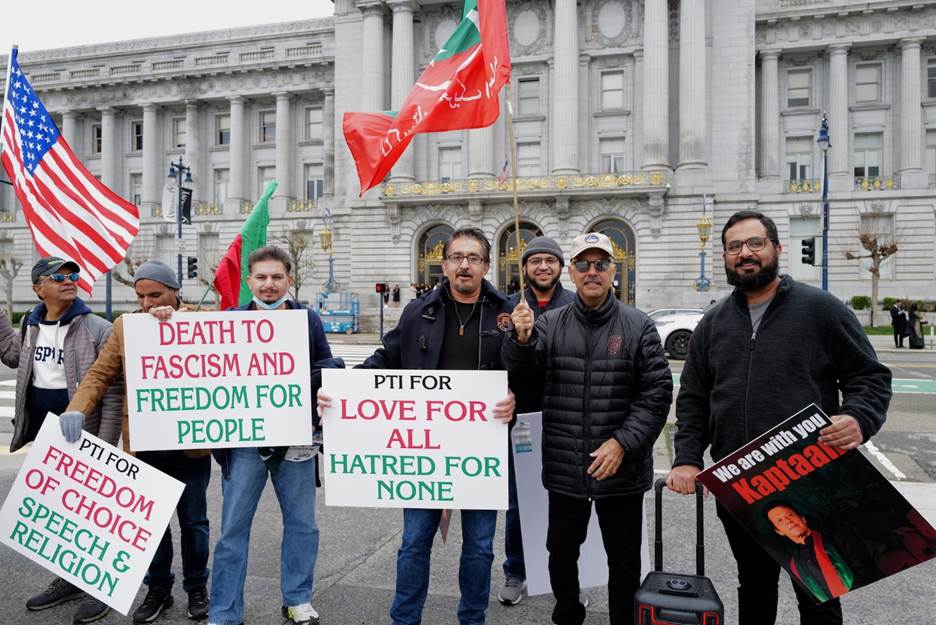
[113,248,144,288]
[272,224,315,302]
[0,256,22,319]
[844,213,899,327]
[197,258,220,308]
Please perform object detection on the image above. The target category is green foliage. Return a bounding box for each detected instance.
[850,296,872,310]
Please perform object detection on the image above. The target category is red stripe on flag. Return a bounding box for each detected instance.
[213,234,243,311]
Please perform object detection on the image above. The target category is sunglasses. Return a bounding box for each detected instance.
[46,272,80,283]
[571,259,612,273]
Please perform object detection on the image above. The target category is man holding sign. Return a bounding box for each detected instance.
[666,211,892,625]
[319,227,520,625]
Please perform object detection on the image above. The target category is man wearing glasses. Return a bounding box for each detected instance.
[0,256,123,624]
[504,232,673,625]
[667,210,891,625]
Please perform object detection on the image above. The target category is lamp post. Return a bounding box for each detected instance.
[817,114,831,292]
[319,205,335,295]
[167,157,193,288]
[694,194,713,292]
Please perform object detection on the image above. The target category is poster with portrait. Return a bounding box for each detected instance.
[698,404,936,603]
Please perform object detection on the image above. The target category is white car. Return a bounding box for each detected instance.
[648,308,704,360]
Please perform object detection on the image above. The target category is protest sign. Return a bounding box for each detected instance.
[699,404,936,603]
[322,369,508,509]
[0,415,184,615]
[123,310,313,450]
[511,412,650,596]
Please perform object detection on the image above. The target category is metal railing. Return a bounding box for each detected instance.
[854,175,900,191]
[383,171,668,198]
[785,178,820,193]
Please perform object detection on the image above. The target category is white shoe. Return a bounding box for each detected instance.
[284,602,320,625]
[580,591,590,609]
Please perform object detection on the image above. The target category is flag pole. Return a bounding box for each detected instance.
[503,83,525,295]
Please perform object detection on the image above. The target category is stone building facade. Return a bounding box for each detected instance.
[1,0,935,323]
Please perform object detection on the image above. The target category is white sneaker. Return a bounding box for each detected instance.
[284,602,320,625]
[580,591,590,609]
[497,576,526,605]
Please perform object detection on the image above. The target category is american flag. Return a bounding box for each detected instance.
[1,48,139,294]
[495,157,509,184]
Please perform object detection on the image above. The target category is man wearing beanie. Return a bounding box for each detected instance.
[498,236,575,606]
[0,256,123,624]
[64,260,212,624]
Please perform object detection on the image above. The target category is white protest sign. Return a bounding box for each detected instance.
[322,369,508,510]
[0,415,184,615]
[123,309,313,450]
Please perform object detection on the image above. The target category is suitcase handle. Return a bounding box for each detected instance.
[654,478,705,576]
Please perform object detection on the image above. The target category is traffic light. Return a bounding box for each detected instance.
[801,237,816,266]
[375,282,387,293]
[186,256,198,279]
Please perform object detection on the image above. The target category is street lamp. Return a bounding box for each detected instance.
[167,157,193,288]
[319,205,335,294]
[817,114,831,292]
[694,194,713,291]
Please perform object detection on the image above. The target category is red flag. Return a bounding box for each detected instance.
[343,0,510,195]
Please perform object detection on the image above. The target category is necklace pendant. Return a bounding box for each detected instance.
[459,325,465,337]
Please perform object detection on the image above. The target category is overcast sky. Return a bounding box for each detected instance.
[2,0,335,53]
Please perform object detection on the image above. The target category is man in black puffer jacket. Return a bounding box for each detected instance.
[503,232,673,625]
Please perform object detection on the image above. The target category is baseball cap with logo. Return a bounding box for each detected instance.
[568,232,614,260]
[31,257,80,284]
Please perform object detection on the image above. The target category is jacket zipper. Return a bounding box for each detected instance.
[476,297,485,370]
[743,329,756,444]
[583,322,594,499]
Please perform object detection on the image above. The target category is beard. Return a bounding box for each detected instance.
[451,272,478,294]
[526,270,560,292]
[725,255,779,291]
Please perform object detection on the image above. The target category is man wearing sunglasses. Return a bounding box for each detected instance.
[0,256,123,624]
[666,210,891,625]
[503,233,673,625]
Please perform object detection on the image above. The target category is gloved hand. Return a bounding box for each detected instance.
[59,411,86,443]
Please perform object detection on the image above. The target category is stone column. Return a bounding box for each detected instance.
[99,107,116,188]
[642,0,669,170]
[632,50,643,171]
[226,96,246,212]
[827,44,850,186]
[185,101,202,203]
[389,0,417,182]
[358,1,386,114]
[899,37,925,187]
[142,104,160,214]
[323,89,336,197]
[551,0,579,174]
[273,92,294,211]
[61,111,79,150]
[677,0,708,180]
[759,49,780,179]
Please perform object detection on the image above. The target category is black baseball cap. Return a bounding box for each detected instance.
[32,257,80,284]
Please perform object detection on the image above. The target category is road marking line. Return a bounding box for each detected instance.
[862,440,907,480]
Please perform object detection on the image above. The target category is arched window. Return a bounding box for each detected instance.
[592,219,637,304]
[416,224,454,287]
[498,221,543,293]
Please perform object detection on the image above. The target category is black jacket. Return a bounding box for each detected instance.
[674,275,892,468]
[502,291,673,499]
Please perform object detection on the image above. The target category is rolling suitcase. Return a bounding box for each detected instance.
[634,478,723,625]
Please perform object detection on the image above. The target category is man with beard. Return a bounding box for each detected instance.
[666,211,891,625]
[498,236,575,605]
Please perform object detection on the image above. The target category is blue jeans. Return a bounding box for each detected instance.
[209,448,319,625]
[503,452,525,579]
[390,508,496,625]
[139,451,210,592]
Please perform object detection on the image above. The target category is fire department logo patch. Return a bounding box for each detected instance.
[608,335,623,356]
[497,313,513,332]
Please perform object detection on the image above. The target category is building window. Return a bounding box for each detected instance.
[199,232,221,278]
[259,110,276,143]
[517,77,540,116]
[156,234,176,269]
[171,117,186,149]
[853,132,882,179]
[855,64,881,104]
[789,216,820,281]
[438,146,462,182]
[258,166,276,196]
[129,173,142,206]
[929,59,936,99]
[216,115,231,146]
[516,142,540,177]
[785,136,812,181]
[130,121,143,152]
[599,137,626,173]
[214,169,229,206]
[91,124,102,154]
[787,69,811,107]
[305,107,323,142]
[926,130,936,178]
[600,70,624,111]
[304,163,324,202]
[858,213,895,280]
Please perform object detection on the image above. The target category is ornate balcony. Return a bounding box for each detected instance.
[854,175,900,191]
[195,204,223,216]
[785,178,820,193]
[287,199,316,213]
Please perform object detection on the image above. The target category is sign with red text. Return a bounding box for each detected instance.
[123,310,313,450]
[322,369,509,509]
[0,415,184,615]
[699,405,936,603]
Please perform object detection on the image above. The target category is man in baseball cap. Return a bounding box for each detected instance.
[30,256,81,285]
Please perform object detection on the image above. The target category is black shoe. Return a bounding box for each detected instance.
[186,587,208,620]
[133,587,174,624]
[73,596,111,624]
[26,578,83,610]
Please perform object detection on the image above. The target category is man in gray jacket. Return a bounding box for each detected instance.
[503,233,673,625]
[0,256,123,624]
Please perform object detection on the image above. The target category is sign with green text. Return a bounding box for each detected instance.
[123,310,313,450]
[322,369,508,510]
[0,415,184,615]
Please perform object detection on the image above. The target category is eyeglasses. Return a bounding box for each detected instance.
[527,257,560,267]
[446,254,486,266]
[46,272,80,283]
[724,236,776,255]
[571,259,612,273]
